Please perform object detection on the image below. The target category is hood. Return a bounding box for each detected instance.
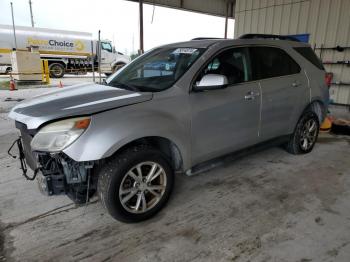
[9,83,152,130]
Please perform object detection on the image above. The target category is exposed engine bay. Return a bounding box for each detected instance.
[8,121,99,204]
[35,152,98,204]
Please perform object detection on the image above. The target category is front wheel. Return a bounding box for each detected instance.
[98,145,174,223]
[112,63,126,73]
[285,111,320,154]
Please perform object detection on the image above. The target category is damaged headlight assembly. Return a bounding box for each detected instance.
[31,116,91,152]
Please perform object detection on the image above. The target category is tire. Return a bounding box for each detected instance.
[113,63,126,73]
[49,63,65,78]
[98,144,174,223]
[285,111,320,154]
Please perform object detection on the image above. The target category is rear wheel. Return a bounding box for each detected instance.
[49,63,65,78]
[5,67,12,74]
[98,145,174,223]
[286,111,319,154]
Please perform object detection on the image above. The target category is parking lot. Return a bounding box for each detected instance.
[1,86,350,262]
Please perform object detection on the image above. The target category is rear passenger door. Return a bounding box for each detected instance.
[250,46,309,141]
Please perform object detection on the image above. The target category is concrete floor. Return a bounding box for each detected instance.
[1,87,350,262]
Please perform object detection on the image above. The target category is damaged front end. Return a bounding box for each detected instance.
[8,120,99,204]
[36,153,97,203]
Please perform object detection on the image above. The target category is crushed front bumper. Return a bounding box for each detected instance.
[7,136,64,196]
[8,137,38,181]
[8,123,97,203]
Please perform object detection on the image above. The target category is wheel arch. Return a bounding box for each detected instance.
[305,99,327,123]
[289,99,326,134]
[47,60,67,67]
[108,136,185,173]
[111,61,127,72]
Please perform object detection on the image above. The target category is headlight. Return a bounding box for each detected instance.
[31,117,91,152]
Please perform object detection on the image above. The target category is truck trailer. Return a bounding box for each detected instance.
[0,24,130,77]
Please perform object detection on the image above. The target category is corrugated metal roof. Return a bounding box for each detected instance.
[235,0,350,105]
[126,0,236,18]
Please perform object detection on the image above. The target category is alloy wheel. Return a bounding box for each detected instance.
[119,161,167,214]
[300,119,318,150]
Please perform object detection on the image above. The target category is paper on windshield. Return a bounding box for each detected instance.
[173,48,198,54]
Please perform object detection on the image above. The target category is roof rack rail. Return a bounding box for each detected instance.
[239,34,300,42]
[191,37,224,40]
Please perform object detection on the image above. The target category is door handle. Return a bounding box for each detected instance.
[244,91,260,100]
[292,81,300,87]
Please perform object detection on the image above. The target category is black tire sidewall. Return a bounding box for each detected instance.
[293,111,320,154]
[49,63,65,78]
[99,147,174,223]
[113,63,126,73]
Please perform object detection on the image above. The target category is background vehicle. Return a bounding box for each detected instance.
[9,36,329,223]
[0,24,130,77]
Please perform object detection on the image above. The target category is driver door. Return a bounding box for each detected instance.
[100,42,114,72]
[190,47,261,165]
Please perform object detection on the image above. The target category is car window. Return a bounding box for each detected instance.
[207,58,220,70]
[101,42,113,53]
[250,46,301,80]
[197,47,252,85]
[293,47,325,70]
[108,47,205,92]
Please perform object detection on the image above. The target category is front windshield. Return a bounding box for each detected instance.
[107,47,205,92]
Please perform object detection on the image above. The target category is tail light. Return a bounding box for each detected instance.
[325,72,333,88]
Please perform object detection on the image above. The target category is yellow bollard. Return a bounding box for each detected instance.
[41,60,45,82]
[41,60,50,84]
[44,60,50,85]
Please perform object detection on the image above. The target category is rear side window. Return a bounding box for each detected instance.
[250,47,301,80]
[294,47,325,70]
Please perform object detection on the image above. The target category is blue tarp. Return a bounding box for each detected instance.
[287,34,310,43]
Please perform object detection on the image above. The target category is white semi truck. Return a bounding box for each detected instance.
[0,24,130,78]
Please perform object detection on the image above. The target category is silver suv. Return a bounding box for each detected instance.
[9,35,329,222]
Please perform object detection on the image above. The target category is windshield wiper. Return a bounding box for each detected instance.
[108,82,140,92]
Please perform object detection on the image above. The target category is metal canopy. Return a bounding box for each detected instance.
[127,0,235,18]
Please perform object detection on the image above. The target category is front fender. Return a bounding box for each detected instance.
[111,56,130,68]
[63,99,191,169]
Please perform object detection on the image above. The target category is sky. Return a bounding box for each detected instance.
[0,0,234,55]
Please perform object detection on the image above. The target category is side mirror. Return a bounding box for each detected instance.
[193,74,228,91]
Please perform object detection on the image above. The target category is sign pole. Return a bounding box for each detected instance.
[10,2,18,49]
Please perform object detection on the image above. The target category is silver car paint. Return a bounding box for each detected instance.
[9,39,328,172]
[9,83,152,129]
[190,81,261,166]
